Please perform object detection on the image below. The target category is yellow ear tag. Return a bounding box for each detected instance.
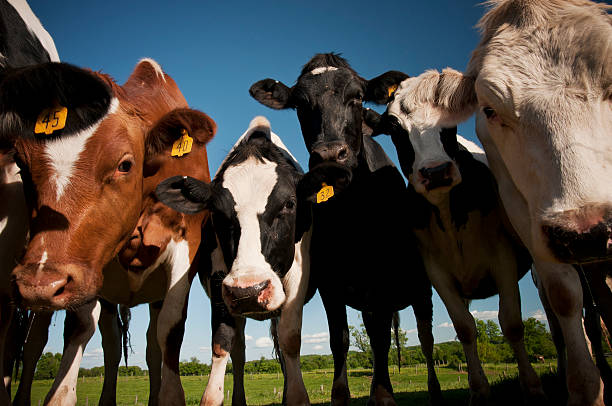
[171,129,193,157]
[34,105,68,135]
[316,183,334,204]
[387,84,398,98]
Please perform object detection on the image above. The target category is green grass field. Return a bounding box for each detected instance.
[13,363,566,405]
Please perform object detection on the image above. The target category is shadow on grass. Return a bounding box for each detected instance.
[261,373,569,406]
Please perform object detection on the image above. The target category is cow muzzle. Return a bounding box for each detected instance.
[541,204,612,263]
[222,274,285,316]
[12,263,97,311]
[309,141,353,169]
[418,162,456,191]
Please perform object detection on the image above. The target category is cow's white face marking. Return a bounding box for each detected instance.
[45,98,119,202]
[222,156,286,310]
[7,0,59,62]
[309,66,338,76]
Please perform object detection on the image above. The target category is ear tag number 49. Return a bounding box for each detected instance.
[35,105,68,135]
[172,129,193,157]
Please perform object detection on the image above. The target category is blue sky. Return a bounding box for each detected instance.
[28,0,549,368]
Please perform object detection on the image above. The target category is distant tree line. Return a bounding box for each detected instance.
[24,317,567,380]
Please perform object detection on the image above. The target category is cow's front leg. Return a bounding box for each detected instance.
[44,300,101,406]
[230,316,246,406]
[98,300,121,406]
[201,272,235,406]
[13,311,53,406]
[363,311,395,406]
[495,270,545,405]
[433,280,489,406]
[277,295,309,406]
[157,265,192,406]
[147,301,163,406]
[320,291,350,406]
[0,298,13,405]
[535,261,604,406]
[413,296,443,406]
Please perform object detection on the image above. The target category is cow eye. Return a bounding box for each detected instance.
[482,107,497,119]
[117,159,133,173]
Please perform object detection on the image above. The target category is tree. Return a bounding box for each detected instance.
[522,317,556,361]
[34,352,61,380]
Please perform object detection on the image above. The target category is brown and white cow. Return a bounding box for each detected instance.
[382,1,611,404]
[363,68,547,405]
[0,58,215,405]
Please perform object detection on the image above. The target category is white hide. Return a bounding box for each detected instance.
[45,98,119,201]
[6,0,59,62]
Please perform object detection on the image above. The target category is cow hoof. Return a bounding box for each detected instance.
[367,385,396,406]
[330,381,350,406]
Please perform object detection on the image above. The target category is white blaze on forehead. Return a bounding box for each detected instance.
[45,97,119,201]
[223,156,278,273]
[309,66,339,76]
[7,0,59,62]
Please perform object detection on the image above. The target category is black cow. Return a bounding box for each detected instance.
[249,53,442,406]
[156,116,313,406]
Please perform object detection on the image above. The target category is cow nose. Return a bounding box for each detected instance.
[309,141,351,168]
[419,162,454,190]
[541,204,612,263]
[12,264,71,310]
[222,279,273,315]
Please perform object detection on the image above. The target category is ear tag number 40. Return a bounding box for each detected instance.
[316,183,334,204]
[172,129,193,157]
[35,105,68,135]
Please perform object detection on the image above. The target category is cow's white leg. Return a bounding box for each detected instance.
[147,301,163,406]
[0,299,13,405]
[277,297,309,406]
[535,261,604,406]
[98,300,121,406]
[433,279,489,405]
[201,273,234,406]
[230,317,246,406]
[495,270,545,403]
[413,298,443,406]
[13,311,53,406]
[44,300,101,406]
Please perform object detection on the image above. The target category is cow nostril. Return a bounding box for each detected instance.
[337,147,348,162]
[52,275,71,298]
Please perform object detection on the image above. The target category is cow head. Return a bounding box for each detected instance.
[1,59,188,310]
[118,108,216,289]
[157,117,309,316]
[364,68,480,206]
[249,53,407,200]
[464,0,612,263]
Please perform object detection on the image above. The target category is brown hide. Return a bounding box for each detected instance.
[118,109,215,279]
[11,60,190,311]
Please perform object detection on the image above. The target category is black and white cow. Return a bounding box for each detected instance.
[249,53,442,406]
[362,68,547,405]
[156,116,313,406]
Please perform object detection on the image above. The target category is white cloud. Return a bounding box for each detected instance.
[303,332,329,344]
[245,334,253,341]
[312,344,324,351]
[530,309,548,322]
[84,348,104,357]
[437,322,454,328]
[255,337,274,348]
[470,310,499,320]
[199,346,211,351]
[403,328,417,334]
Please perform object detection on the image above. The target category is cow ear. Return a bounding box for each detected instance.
[362,108,387,137]
[0,62,114,144]
[155,175,212,214]
[145,108,216,160]
[249,79,293,110]
[365,70,409,104]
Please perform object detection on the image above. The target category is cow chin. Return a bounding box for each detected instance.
[12,262,102,311]
[221,272,286,316]
[540,203,612,264]
[300,161,353,203]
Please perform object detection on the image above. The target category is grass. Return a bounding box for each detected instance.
[12,362,565,405]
